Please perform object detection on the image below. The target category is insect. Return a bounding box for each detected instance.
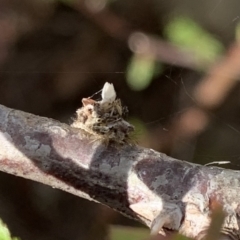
[71,82,134,144]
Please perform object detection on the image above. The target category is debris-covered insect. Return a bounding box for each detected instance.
[71,82,134,144]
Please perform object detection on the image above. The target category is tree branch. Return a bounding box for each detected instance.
[0,104,239,239]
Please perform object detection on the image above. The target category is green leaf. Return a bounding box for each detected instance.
[109,225,148,240]
[171,235,192,240]
[236,23,240,41]
[127,54,160,91]
[0,219,20,240]
[164,16,224,66]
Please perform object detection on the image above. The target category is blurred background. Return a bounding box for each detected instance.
[0,0,240,239]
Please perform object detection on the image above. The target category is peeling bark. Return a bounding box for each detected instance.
[0,104,239,239]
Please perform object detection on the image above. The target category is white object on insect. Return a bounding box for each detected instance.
[101,82,116,103]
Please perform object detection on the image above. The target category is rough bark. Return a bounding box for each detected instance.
[0,104,239,239]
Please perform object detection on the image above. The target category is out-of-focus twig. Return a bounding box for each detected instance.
[202,203,226,240]
[161,42,240,151]
[70,1,209,70]
[195,42,240,108]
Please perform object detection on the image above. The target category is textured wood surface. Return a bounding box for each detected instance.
[0,104,239,239]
